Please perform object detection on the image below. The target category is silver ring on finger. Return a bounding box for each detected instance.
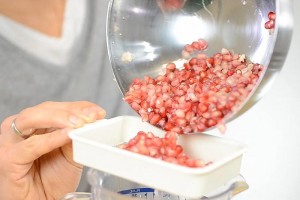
[11,118,29,139]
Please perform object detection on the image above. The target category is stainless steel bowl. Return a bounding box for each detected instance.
[106,0,293,121]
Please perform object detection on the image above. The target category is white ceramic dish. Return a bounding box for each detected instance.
[69,116,247,199]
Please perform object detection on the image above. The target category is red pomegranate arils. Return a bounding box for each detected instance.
[265,11,276,31]
[124,40,264,135]
[121,131,210,168]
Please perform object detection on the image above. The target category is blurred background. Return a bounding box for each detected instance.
[207,1,300,199]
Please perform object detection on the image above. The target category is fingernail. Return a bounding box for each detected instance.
[83,107,98,122]
[83,107,106,122]
[69,116,84,127]
[98,108,106,118]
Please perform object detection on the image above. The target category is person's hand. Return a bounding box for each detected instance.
[0,101,106,200]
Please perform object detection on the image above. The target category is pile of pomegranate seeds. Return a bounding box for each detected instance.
[119,131,209,168]
[124,40,263,134]
[265,11,276,30]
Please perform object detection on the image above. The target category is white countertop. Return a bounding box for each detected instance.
[207,1,300,199]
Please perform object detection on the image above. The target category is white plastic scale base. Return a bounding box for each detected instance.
[69,116,247,199]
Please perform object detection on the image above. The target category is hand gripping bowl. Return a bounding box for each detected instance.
[106,0,293,124]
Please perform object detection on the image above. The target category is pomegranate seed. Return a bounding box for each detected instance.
[192,41,201,50]
[184,44,194,53]
[166,63,176,72]
[197,39,208,50]
[175,109,185,118]
[164,122,175,131]
[197,103,208,114]
[211,110,223,119]
[189,58,197,66]
[149,114,162,125]
[207,119,217,127]
[131,101,141,111]
[265,20,274,29]
[268,11,276,20]
[175,118,187,126]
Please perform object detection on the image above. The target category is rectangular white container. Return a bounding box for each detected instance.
[69,116,247,199]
